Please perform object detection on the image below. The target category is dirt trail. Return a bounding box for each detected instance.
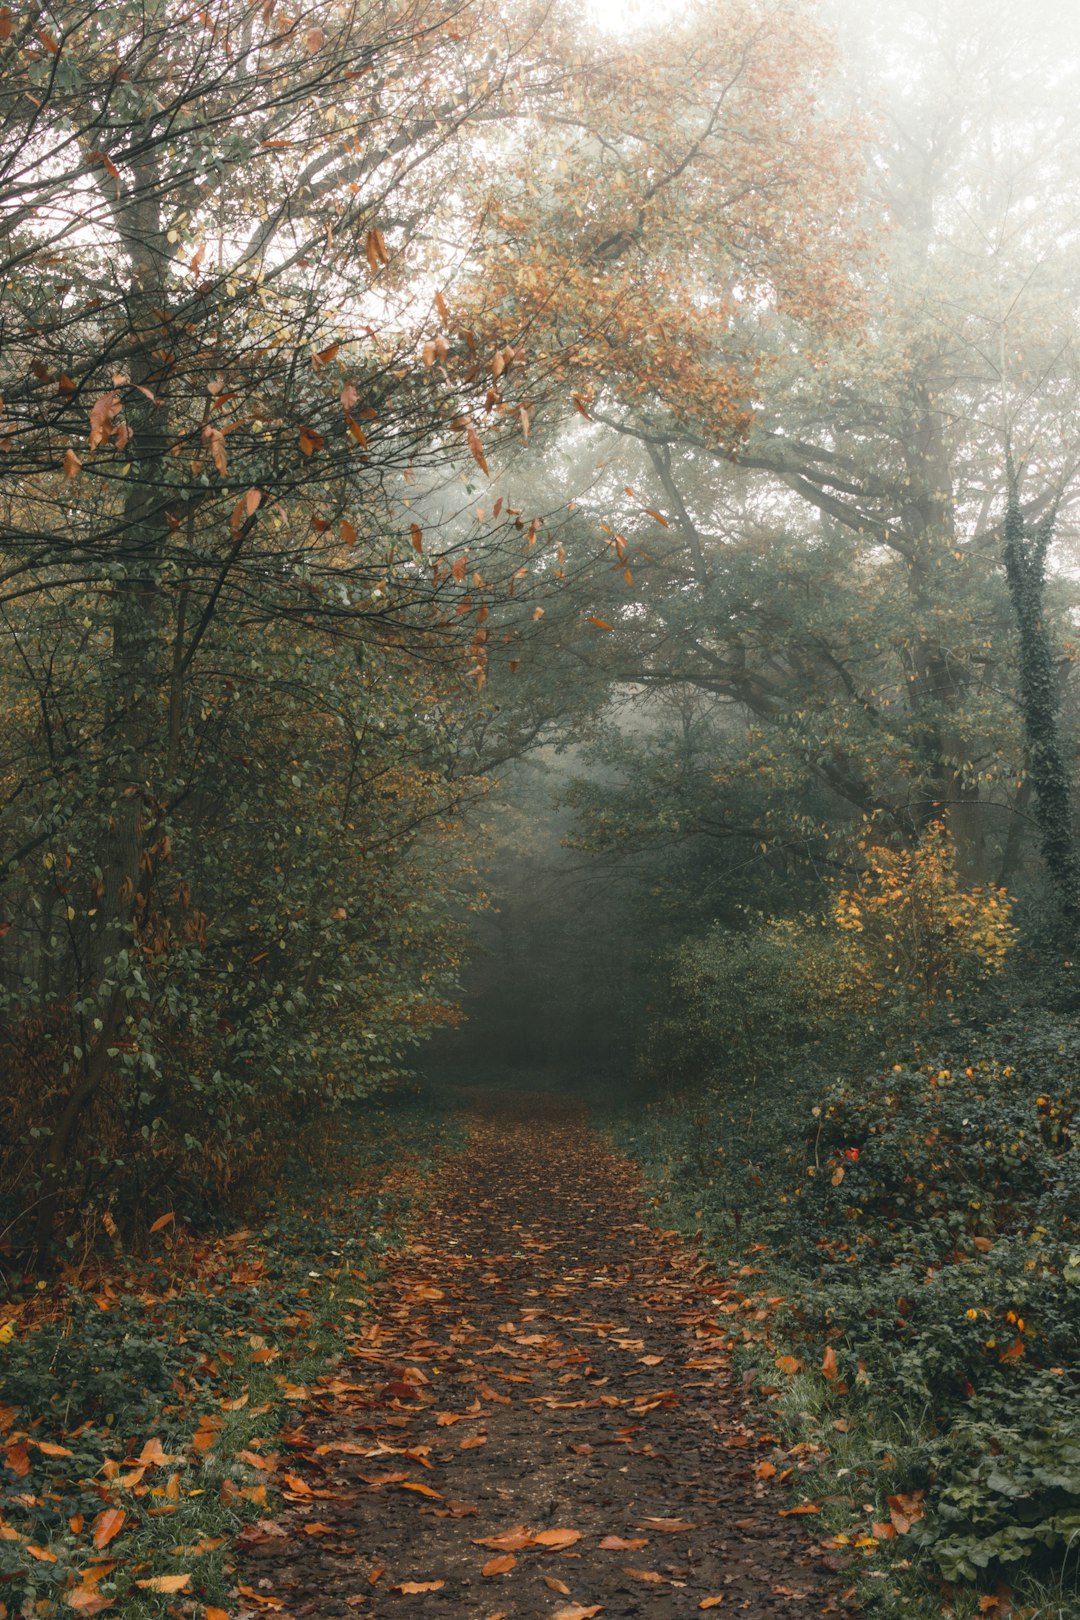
[236,1094,855,1618]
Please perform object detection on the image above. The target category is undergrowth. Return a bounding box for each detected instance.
[607,1005,1080,1618]
[0,1090,461,1618]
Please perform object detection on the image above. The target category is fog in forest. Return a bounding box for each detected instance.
[4,1,1080,1608]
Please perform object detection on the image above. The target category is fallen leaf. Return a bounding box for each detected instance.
[91,1508,126,1550]
[700,1601,725,1611]
[822,1345,838,1381]
[637,1518,697,1532]
[778,1504,819,1516]
[544,1576,572,1594]
[66,1589,115,1614]
[623,1567,664,1583]
[473,1528,534,1551]
[533,1528,582,1548]
[134,1574,192,1592]
[482,1554,516,1577]
[599,1536,647,1550]
[396,1581,445,1594]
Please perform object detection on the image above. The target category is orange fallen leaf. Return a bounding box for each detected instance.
[398,1480,442,1499]
[149,1211,174,1234]
[623,1568,664,1583]
[473,1527,534,1551]
[754,1461,777,1480]
[637,1518,697,1532]
[134,1574,191,1593]
[700,1601,726,1611]
[545,1576,572,1594]
[775,1355,803,1376]
[482,1554,516,1577]
[91,1508,126,1550]
[459,1434,487,1450]
[599,1536,647,1550]
[778,1504,819,1516]
[534,1528,582,1548]
[396,1581,445,1593]
[66,1588,115,1614]
[237,1584,286,1608]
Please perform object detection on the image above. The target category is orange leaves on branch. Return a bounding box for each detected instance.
[298,426,325,457]
[365,229,389,275]
[202,424,227,476]
[410,523,423,554]
[467,423,490,476]
[87,392,123,452]
[63,448,81,478]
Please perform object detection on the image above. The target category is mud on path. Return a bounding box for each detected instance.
[236,1094,857,1619]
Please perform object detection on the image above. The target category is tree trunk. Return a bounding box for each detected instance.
[1002,485,1080,941]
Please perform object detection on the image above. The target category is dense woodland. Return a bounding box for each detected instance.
[3,0,1080,1614]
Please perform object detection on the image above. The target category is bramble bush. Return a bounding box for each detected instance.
[613,970,1080,1605]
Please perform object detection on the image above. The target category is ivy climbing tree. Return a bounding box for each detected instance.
[1002,479,1080,941]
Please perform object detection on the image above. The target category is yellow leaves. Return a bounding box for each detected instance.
[830,822,1017,1006]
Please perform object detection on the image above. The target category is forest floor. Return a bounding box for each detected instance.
[236,1091,857,1619]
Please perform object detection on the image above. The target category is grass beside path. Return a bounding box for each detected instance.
[0,1090,461,1618]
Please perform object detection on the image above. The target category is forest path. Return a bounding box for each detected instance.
[235,1093,854,1619]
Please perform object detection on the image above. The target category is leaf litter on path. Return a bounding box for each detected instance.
[234,1091,859,1616]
